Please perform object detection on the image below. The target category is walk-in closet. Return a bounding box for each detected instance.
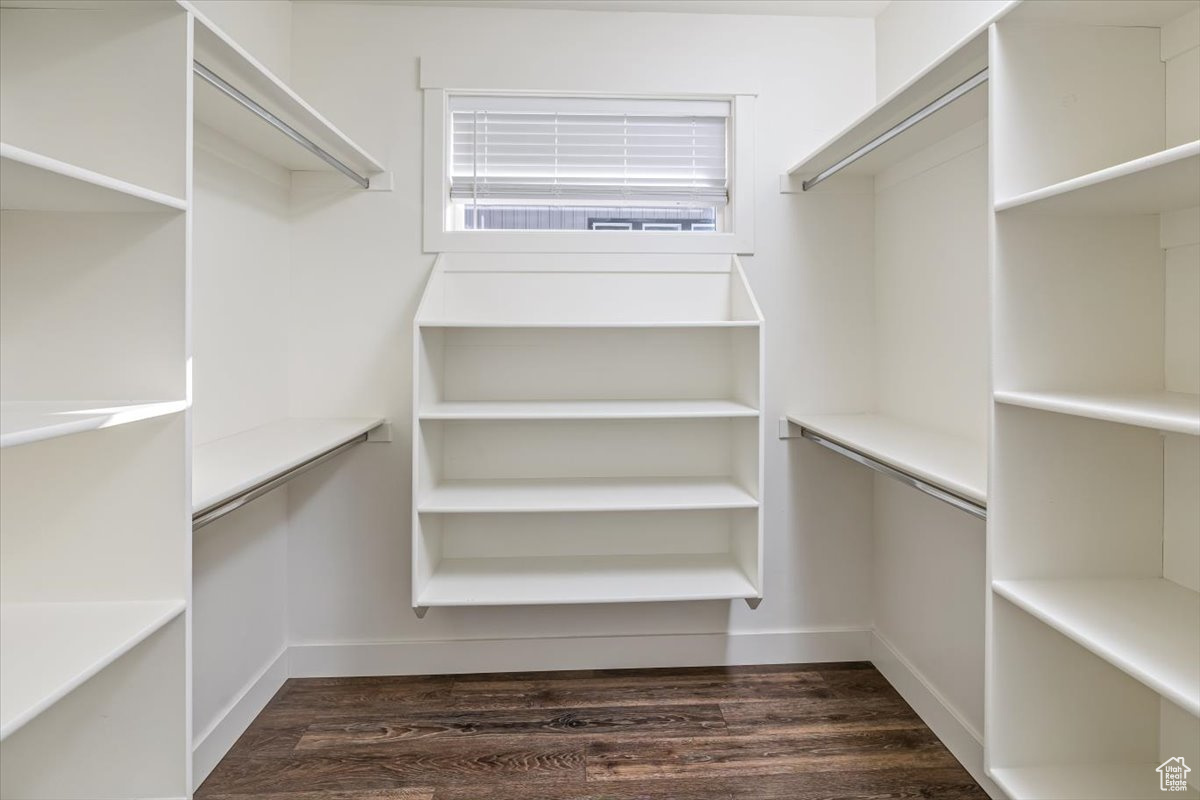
[0,1,1196,798]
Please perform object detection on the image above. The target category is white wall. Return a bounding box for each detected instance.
[874,0,1012,99]
[276,2,877,671]
[190,90,292,784]
[188,0,293,80]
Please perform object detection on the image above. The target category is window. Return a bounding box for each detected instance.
[447,95,729,232]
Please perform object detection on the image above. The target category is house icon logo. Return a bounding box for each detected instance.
[1158,757,1191,792]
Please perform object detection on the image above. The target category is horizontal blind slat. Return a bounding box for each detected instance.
[450,101,728,204]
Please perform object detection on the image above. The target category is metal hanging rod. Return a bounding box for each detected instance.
[193,61,370,189]
[802,67,989,192]
[799,428,987,520]
[193,434,369,530]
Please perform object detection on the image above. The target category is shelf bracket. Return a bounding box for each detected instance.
[414,606,429,619]
[745,597,762,610]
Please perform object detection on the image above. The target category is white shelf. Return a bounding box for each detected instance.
[996,389,1200,436]
[995,141,1200,215]
[193,417,382,513]
[994,578,1200,716]
[991,764,1200,800]
[186,4,383,178]
[0,599,185,740]
[419,400,758,421]
[0,143,187,213]
[786,28,989,182]
[787,412,987,504]
[0,400,188,449]
[419,553,758,606]
[419,476,758,514]
[418,320,760,329]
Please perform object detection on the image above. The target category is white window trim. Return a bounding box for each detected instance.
[423,88,755,254]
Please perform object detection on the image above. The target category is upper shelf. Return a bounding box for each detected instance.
[995,141,1200,215]
[420,399,759,421]
[182,1,384,179]
[0,400,188,449]
[0,599,185,741]
[785,29,989,186]
[996,389,1200,436]
[788,412,987,506]
[0,143,187,213]
[193,417,383,515]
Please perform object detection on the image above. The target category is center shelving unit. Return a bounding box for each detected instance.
[411,253,764,612]
[988,2,1200,798]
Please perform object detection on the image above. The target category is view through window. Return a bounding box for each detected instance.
[449,95,729,232]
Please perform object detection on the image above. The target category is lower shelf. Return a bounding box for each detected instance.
[0,599,186,740]
[418,553,758,606]
[991,764,1200,800]
[993,578,1200,716]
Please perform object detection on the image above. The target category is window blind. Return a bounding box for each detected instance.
[449,95,729,205]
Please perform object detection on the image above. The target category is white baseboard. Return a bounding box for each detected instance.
[192,648,289,790]
[288,627,872,678]
[870,632,1004,799]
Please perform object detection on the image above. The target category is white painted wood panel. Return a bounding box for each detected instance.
[0,3,188,198]
[0,143,187,213]
[0,600,185,740]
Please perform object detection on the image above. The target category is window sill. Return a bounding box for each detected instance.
[424,228,754,255]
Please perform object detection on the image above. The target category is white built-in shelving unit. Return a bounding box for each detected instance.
[782,17,994,791]
[988,2,1200,798]
[0,0,389,793]
[412,253,764,611]
[183,0,388,528]
[0,1,191,796]
[181,0,387,787]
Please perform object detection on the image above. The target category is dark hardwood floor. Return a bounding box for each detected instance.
[196,662,988,800]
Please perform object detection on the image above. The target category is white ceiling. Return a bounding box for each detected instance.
[350,0,892,18]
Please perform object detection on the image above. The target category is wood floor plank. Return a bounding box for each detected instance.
[201,791,435,800]
[726,766,990,799]
[585,728,960,781]
[271,676,457,714]
[719,695,925,735]
[434,776,739,800]
[199,742,585,795]
[451,670,831,711]
[295,704,727,750]
[820,666,909,702]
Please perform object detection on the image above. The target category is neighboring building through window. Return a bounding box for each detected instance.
[449,95,729,232]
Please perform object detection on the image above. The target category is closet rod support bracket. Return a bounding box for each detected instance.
[778,417,802,439]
